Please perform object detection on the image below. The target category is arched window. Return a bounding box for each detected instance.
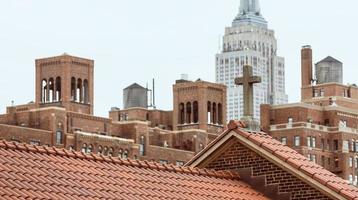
[41,79,47,103]
[55,77,61,102]
[71,77,76,101]
[207,101,211,124]
[86,145,92,153]
[212,103,217,124]
[103,146,108,156]
[83,79,89,104]
[76,78,82,103]
[98,146,103,155]
[81,143,87,153]
[48,78,54,102]
[56,130,63,144]
[186,102,192,124]
[139,136,145,156]
[218,103,223,125]
[179,103,185,124]
[123,149,129,159]
[108,148,114,157]
[193,101,199,123]
[118,149,123,158]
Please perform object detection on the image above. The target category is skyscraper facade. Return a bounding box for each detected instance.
[216,0,288,121]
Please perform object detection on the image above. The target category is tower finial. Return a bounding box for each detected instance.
[239,0,261,15]
[233,0,267,28]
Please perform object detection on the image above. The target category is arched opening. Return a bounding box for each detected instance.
[179,103,185,124]
[87,144,93,153]
[186,102,192,124]
[207,101,211,124]
[123,149,129,159]
[212,103,217,124]
[98,146,103,155]
[48,78,54,102]
[193,101,199,123]
[139,136,145,156]
[83,79,89,104]
[218,103,223,125]
[55,77,61,102]
[71,77,76,101]
[108,148,114,157]
[103,146,108,156]
[76,78,82,103]
[118,149,123,158]
[41,79,47,103]
[81,143,87,153]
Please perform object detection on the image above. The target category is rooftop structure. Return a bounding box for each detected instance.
[261,46,358,185]
[0,54,227,165]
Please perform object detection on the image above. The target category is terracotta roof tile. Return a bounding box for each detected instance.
[0,140,268,200]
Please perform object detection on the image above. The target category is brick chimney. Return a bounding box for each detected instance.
[301,45,313,87]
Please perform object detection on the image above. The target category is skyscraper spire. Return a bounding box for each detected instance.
[239,0,261,15]
[233,0,267,28]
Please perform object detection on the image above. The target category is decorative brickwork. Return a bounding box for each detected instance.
[207,140,330,200]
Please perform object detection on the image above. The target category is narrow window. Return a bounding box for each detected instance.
[334,140,339,151]
[349,157,353,168]
[294,136,300,147]
[139,136,145,156]
[56,130,63,144]
[307,136,312,147]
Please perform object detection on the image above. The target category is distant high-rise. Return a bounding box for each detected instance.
[215,0,288,121]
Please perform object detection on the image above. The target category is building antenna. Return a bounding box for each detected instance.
[218,35,222,53]
[152,78,156,109]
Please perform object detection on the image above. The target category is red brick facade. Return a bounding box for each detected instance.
[0,54,227,165]
[207,140,330,200]
[261,47,358,184]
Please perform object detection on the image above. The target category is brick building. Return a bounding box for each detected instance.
[0,54,226,165]
[0,121,357,199]
[261,46,358,184]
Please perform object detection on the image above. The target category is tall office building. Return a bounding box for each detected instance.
[216,0,288,121]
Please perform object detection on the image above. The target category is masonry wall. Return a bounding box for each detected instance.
[0,124,53,146]
[206,140,330,200]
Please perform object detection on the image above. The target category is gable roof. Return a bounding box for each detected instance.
[123,83,146,90]
[0,140,269,200]
[316,56,342,64]
[186,120,358,200]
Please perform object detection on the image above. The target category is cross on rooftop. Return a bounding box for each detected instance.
[235,65,261,117]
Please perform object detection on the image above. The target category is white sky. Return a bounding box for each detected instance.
[0,0,357,117]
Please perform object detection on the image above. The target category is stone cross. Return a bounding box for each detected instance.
[235,65,261,117]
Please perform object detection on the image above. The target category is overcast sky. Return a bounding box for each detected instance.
[0,0,357,117]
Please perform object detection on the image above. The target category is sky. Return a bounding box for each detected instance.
[0,0,357,117]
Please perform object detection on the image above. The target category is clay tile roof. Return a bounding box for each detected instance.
[188,120,358,200]
[0,140,269,200]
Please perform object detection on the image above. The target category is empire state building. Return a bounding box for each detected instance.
[215,0,288,121]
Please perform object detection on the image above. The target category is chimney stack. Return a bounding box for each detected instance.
[301,45,313,87]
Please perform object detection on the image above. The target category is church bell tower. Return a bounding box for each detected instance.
[35,54,94,115]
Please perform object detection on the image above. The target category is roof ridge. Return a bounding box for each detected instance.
[0,140,239,180]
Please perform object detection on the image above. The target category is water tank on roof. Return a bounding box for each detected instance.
[123,83,148,109]
[315,56,343,84]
